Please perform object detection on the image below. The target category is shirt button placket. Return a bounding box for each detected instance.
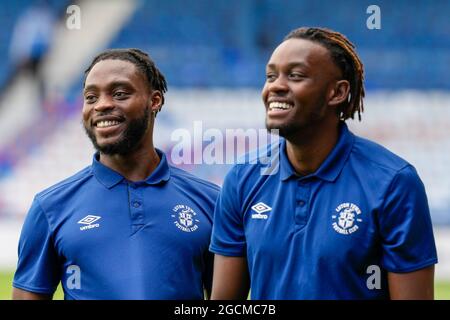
[129,183,144,225]
[295,180,310,228]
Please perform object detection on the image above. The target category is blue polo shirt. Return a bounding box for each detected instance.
[210,123,437,299]
[14,149,219,300]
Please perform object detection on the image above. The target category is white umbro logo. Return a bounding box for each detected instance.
[78,215,101,225]
[251,202,271,220]
[78,215,101,231]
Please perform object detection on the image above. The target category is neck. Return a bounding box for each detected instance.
[99,144,160,182]
[285,120,340,176]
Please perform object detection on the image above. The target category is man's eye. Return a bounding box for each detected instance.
[266,74,277,81]
[289,73,305,79]
[85,95,97,103]
[114,91,129,99]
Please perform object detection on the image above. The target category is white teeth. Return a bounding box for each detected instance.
[96,120,120,128]
[269,102,293,110]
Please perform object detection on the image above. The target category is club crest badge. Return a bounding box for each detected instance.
[332,203,362,235]
[172,204,199,232]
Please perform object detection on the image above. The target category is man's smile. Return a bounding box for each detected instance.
[267,101,294,117]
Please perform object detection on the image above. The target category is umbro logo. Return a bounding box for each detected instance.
[78,215,101,231]
[251,202,271,220]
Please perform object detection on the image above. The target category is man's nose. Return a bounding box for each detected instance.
[94,95,114,112]
[269,75,289,93]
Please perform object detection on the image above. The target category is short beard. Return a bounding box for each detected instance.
[266,120,301,139]
[84,107,150,156]
[265,95,328,139]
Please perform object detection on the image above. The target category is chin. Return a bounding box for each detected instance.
[265,120,300,138]
[90,135,130,156]
[265,117,282,130]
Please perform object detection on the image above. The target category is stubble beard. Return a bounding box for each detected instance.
[84,107,150,156]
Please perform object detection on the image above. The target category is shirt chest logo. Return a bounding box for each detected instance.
[332,203,362,235]
[251,202,271,220]
[78,215,101,231]
[171,204,199,232]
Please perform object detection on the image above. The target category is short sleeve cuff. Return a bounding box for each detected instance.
[12,281,56,295]
[209,244,246,257]
[383,257,438,273]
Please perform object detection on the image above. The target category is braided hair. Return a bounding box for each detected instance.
[84,48,168,106]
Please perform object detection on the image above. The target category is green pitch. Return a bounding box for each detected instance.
[1,270,449,300]
[0,271,64,300]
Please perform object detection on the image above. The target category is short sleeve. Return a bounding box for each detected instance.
[209,166,247,256]
[379,165,438,273]
[13,197,61,294]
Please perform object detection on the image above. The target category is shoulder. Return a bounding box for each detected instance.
[169,165,220,195]
[351,134,411,174]
[233,140,281,177]
[349,134,425,195]
[35,166,93,204]
[221,142,280,195]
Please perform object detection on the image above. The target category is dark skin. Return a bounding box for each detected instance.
[12,291,52,300]
[82,59,162,182]
[211,38,434,300]
[12,59,164,300]
[264,38,349,176]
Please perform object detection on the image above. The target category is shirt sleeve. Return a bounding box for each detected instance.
[13,196,61,294]
[379,165,438,273]
[209,165,247,256]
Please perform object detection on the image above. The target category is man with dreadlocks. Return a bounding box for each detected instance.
[12,48,219,299]
[209,27,437,299]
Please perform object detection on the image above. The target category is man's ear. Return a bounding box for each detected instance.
[149,90,163,116]
[328,80,350,107]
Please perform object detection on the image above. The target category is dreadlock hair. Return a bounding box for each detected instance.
[284,27,365,121]
[84,48,168,107]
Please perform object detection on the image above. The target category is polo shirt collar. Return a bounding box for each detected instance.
[92,148,171,188]
[280,122,354,182]
[146,149,171,185]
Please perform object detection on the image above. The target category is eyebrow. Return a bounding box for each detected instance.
[83,81,133,93]
[266,62,309,70]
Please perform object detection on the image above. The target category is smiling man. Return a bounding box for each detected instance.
[209,27,437,300]
[12,48,219,300]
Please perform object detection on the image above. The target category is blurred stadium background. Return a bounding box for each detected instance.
[0,0,449,299]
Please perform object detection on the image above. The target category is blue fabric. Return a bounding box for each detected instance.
[14,149,219,299]
[210,123,437,299]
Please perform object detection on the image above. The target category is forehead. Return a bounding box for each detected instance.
[85,59,145,88]
[267,38,334,71]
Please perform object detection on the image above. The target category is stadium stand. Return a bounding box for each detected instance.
[108,0,450,89]
[0,0,67,91]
